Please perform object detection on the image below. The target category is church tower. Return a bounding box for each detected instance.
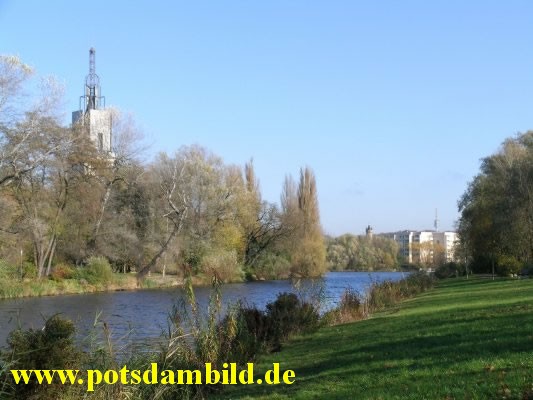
[72,48,112,155]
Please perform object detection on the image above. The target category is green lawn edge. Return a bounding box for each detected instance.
[219,277,533,400]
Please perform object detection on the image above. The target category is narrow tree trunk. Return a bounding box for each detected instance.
[136,223,179,280]
[34,243,45,279]
[90,180,113,250]
[45,237,57,277]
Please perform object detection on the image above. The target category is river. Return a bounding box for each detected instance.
[0,271,406,348]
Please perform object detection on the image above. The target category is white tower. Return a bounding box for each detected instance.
[72,48,112,155]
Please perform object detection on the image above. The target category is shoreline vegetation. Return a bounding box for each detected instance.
[0,271,182,300]
[0,267,409,300]
[0,254,412,300]
[0,272,434,399]
[0,257,183,300]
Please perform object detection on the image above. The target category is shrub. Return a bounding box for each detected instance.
[0,260,37,281]
[221,292,321,362]
[222,305,270,364]
[77,256,114,285]
[323,288,365,325]
[251,252,291,280]
[367,280,400,311]
[0,260,31,298]
[1,315,81,399]
[366,272,434,313]
[265,292,320,351]
[435,262,465,279]
[497,255,522,276]
[201,250,243,283]
[21,262,37,280]
[400,272,435,295]
[50,263,76,281]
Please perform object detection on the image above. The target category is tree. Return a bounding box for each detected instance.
[282,167,326,277]
[7,117,87,277]
[137,145,246,279]
[458,131,533,274]
[135,151,189,278]
[88,109,147,250]
[0,56,64,188]
[60,109,149,267]
[240,160,285,269]
[0,55,80,275]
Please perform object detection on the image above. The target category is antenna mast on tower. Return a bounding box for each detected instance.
[434,208,439,232]
[73,47,113,156]
[80,47,105,112]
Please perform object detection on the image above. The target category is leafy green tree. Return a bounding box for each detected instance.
[458,131,533,274]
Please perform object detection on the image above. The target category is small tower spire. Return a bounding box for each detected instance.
[434,209,439,232]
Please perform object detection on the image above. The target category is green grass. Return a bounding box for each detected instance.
[220,278,533,399]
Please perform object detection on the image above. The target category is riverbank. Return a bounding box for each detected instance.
[0,272,185,299]
[0,266,407,300]
[220,277,533,399]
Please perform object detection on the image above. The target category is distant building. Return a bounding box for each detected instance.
[381,230,414,262]
[365,225,373,239]
[432,231,458,263]
[380,230,458,265]
[72,48,113,157]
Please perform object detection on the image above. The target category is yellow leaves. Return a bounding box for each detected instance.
[213,223,245,254]
[291,235,327,278]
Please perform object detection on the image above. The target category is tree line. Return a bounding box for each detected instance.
[0,55,327,282]
[458,131,533,276]
[326,234,400,271]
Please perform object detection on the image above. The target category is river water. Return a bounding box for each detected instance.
[0,271,406,348]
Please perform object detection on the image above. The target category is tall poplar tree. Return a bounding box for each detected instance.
[282,167,326,277]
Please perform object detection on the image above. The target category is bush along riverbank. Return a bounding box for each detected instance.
[0,257,184,299]
[0,272,434,399]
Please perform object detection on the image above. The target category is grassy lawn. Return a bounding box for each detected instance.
[220,278,533,399]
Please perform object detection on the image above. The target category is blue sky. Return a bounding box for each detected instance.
[2,1,532,236]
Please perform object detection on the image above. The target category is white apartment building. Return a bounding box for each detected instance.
[432,231,458,263]
[381,230,458,265]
